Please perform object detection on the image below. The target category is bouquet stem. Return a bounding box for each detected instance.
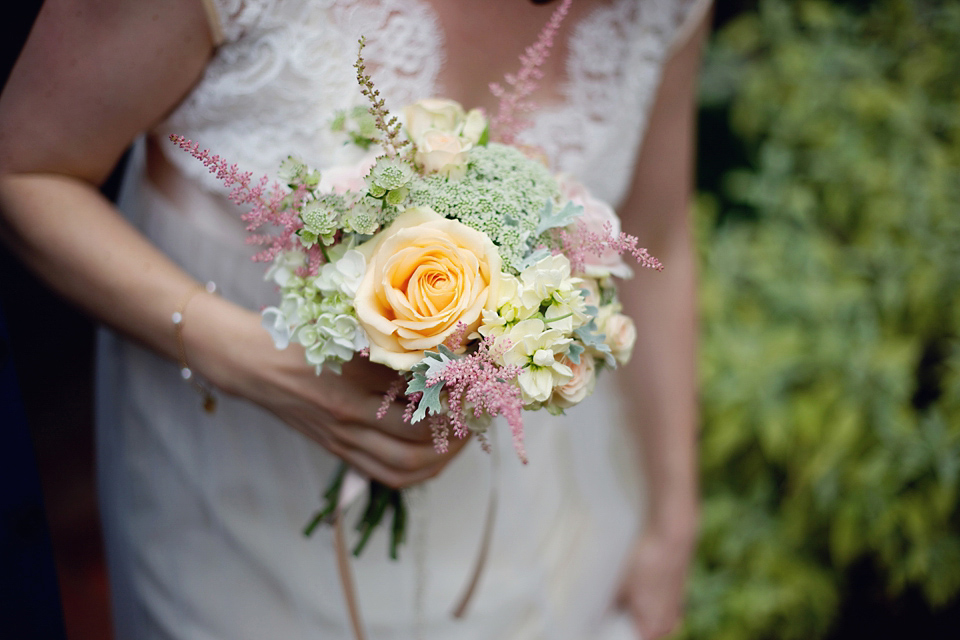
[304,462,407,560]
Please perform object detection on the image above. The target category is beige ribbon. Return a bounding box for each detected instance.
[333,469,370,640]
[334,507,367,640]
[335,447,499,639]
[452,441,500,618]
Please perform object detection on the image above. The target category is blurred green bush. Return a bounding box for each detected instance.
[686,1,960,638]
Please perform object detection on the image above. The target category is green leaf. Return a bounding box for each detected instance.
[535,199,583,236]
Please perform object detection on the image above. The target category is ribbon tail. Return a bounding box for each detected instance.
[335,469,369,640]
[451,442,499,619]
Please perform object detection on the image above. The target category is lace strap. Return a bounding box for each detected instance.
[668,0,713,57]
[203,0,274,44]
[199,0,225,46]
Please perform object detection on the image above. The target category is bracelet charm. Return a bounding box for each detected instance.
[173,281,218,413]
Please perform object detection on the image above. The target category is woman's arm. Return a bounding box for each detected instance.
[0,0,464,488]
[614,7,711,639]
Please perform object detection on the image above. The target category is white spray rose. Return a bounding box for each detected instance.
[404,99,488,179]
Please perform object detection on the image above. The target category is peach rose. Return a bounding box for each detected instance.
[551,354,597,408]
[354,207,502,370]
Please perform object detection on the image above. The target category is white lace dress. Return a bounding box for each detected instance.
[96,1,707,638]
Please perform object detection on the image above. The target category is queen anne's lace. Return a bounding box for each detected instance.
[157,0,698,208]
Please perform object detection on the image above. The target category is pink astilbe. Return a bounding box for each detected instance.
[429,336,528,464]
[489,0,572,144]
[441,321,471,351]
[376,378,407,420]
[428,414,451,455]
[402,392,423,424]
[557,218,664,275]
[169,135,310,267]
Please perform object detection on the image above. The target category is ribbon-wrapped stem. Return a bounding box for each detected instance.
[305,462,408,560]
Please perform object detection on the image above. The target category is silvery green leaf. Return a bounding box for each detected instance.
[567,342,585,365]
[535,199,583,236]
[574,320,615,367]
[519,247,552,271]
[410,381,444,423]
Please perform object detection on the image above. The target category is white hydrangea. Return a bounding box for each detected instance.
[315,249,366,297]
[260,248,369,372]
[297,313,369,375]
[264,250,307,287]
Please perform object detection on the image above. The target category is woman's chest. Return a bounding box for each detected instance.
[159,0,694,205]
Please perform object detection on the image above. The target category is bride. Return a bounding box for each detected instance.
[0,0,707,638]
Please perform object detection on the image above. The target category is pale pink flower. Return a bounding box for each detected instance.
[557,173,632,279]
[551,354,597,409]
[319,154,378,194]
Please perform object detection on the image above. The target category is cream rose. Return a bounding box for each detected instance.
[404,99,486,145]
[354,207,502,370]
[416,130,473,179]
[404,99,487,178]
[404,99,466,142]
[602,311,637,365]
[551,354,597,408]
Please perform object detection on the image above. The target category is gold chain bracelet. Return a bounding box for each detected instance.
[172,281,218,413]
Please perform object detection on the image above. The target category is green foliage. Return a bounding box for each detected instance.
[355,37,408,157]
[406,346,456,423]
[686,1,960,637]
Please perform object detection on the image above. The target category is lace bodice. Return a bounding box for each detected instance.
[158,0,702,209]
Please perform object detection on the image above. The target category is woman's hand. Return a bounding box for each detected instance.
[617,514,698,640]
[186,292,468,489]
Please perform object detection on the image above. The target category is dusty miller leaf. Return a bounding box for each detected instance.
[535,199,583,236]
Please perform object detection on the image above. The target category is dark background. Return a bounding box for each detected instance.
[2,2,110,637]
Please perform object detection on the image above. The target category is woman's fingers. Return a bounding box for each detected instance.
[262,347,473,486]
[311,366,435,443]
[290,405,473,487]
[317,424,460,488]
[333,446,450,489]
[339,357,407,394]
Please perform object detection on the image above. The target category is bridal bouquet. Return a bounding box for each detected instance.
[170,0,660,560]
